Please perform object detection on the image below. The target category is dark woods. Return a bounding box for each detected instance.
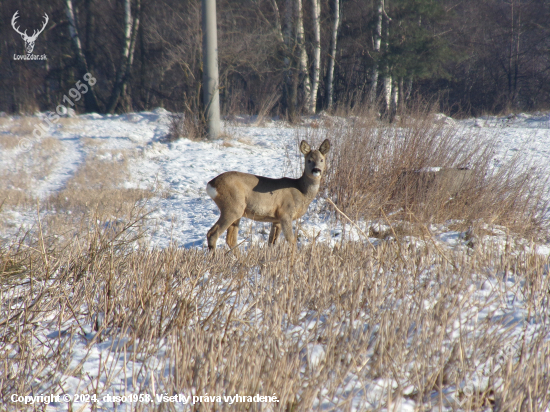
[2,0,550,118]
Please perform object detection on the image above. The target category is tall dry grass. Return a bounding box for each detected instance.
[1,210,549,411]
[303,104,549,239]
[165,111,206,141]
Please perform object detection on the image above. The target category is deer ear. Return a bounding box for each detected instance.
[300,140,311,155]
[319,139,330,155]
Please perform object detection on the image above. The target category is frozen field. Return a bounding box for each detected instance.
[0,110,549,411]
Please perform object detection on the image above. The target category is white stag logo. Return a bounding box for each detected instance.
[11,10,49,55]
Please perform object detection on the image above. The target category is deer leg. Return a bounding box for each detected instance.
[226,218,241,249]
[279,216,296,246]
[268,222,282,245]
[207,212,242,251]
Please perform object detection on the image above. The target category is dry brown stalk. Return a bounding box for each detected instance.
[1,214,548,410]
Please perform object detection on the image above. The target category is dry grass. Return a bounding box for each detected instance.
[165,112,206,141]
[41,149,153,248]
[1,214,549,411]
[0,117,45,150]
[0,136,62,209]
[1,110,549,411]
[50,150,141,211]
[305,104,549,240]
[0,117,37,138]
[0,134,22,150]
[1,128,152,242]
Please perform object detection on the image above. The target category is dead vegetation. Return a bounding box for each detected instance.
[0,116,37,139]
[0,109,549,411]
[0,134,62,209]
[48,149,149,215]
[303,103,550,240]
[1,212,549,411]
[165,111,206,142]
[0,121,153,240]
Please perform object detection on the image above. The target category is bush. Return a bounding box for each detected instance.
[305,104,549,238]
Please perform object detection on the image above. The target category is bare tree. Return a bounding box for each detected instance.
[308,0,321,113]
[4,0,550,117]
[382,1,391,115]
[325,0,340,110]
[105,0,141,113]
[370,0,383,104]
[268,0,284,44]
[295,0,311,109]
[65,0,100,112]
[283,0,297,120]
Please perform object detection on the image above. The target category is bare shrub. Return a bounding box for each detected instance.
[165,111,206,141]
[312,103,549,238]
[252,91,280,126]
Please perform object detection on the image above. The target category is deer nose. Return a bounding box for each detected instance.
[312,168,322,176]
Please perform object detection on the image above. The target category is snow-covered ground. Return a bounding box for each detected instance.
[1,110,549,411]
[2,109,549,249]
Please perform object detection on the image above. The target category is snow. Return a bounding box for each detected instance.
[1,111,549,411]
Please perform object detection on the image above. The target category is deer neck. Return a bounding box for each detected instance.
[298,173,321,199]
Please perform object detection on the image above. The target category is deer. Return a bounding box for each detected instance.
[11,11,49,55]
[206,139,330,251]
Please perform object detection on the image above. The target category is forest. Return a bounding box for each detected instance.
[1,0,550,118]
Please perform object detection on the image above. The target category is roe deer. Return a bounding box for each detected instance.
[206,139,330,250]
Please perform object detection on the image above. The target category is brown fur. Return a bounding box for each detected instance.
[206,139,330,250]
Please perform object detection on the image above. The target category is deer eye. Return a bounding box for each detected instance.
[320,159,324,162]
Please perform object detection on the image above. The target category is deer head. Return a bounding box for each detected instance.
[12,11,49,54]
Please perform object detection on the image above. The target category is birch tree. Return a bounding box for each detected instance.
[370,0,383,104]
[377,0,450,116]
[382,1,391,115]
[325,0,340,110]
[308,0,321,113]
[269,0,284,44]
[105,0,141,113]
[65,0,100,112]
[295,0,311,109]
[383,76,392,116]
[283,0,298,120]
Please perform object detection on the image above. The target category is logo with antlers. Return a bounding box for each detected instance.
[12,10,49,55]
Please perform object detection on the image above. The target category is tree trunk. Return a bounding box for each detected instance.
[513,0,521,106]
[308,0,321,114]
[295,0,311,110]
[398,77,404,109]
[269,0,285,44]
[370,0,384,104]
[382,1,391,115]
[283,0,297,121]
[389,78,398,121]
[325,0,340,110]
[105,0,141,114]
[406,78,412,101]
[383,74,392,115]
[65,0,100,113]
[201,0,221,139]
[508,0,514,107]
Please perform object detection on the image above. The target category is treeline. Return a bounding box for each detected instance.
[1,0,550,117]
